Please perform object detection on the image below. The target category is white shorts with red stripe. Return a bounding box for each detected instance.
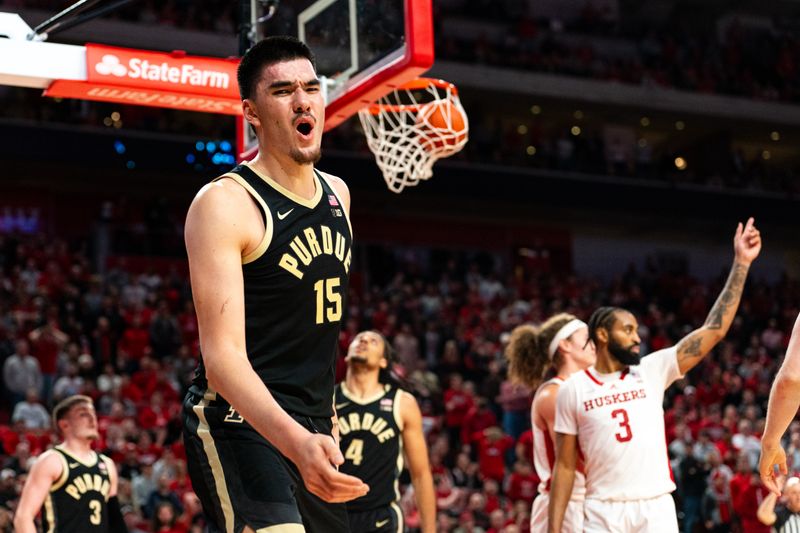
[583,493,678,533]
[530,493,584,533]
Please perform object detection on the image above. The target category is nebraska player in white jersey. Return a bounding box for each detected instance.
[505,313,596,532]
[548,217,761,533]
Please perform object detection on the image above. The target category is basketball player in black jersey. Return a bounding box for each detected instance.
[14,395,124,533]
[336,331,436,533]
[181,36,366,533]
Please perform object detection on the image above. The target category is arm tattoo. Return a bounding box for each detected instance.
[704,262,748,330]
[678,334,703,358]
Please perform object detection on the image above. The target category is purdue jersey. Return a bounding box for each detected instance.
[336,382,404,512]
[193,162,352,418]
[42,446,112,533]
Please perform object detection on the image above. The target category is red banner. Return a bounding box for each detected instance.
[45,80,242,115]
[85,43,240,98]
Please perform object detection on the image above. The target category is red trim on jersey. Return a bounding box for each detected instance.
[544,430,556,491]
[664,431,676,483]
[620,368,630,380]
[584,369,603,386]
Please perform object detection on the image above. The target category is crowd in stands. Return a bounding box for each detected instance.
[0,227,799,532]
[7,0,800,103]
[4,1,800,196]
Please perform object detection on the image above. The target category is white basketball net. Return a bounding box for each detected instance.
[358,79,469,193]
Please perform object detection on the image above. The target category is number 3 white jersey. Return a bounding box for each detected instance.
[554,347,683,501]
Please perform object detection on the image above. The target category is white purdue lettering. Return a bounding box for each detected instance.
[74,477,87,493]
[321,226,333,254]
[290,237,313,266]
[344,248,352,274]
[377,428,396,443]
[278,226,351,279]
[101,479,110,498]
[370,418,388,435]
[339,417,351,435]
[362,413,374,431]
[66,485,80,500]
[279,254,304,280]
[304,228,322,257]
[348,413,361,431]
[334,233,346,261]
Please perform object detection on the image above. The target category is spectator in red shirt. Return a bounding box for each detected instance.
[474,427,515,483]
[730,455,770,533]
[118,314,151,369]
[444,373,474,446]
[28,317,68,403]
[507,460,538,505]
[461,395,498,445]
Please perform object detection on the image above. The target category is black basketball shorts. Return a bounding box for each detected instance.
[346,503,403,533]
[182,386,349,533]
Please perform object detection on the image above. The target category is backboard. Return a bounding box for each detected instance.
[237,0,434,161]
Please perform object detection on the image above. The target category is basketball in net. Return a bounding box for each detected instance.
[358,78,469,193]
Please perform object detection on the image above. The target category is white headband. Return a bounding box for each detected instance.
[548,319,588,358]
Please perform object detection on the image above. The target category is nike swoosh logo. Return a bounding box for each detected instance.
[277,208,294,220]
[69,463,79,468]
[375,519,390,528]
[335,402,350,410]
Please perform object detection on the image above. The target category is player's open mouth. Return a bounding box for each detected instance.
[295,117,314,138]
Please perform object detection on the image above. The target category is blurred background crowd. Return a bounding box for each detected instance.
[0,228,797,532]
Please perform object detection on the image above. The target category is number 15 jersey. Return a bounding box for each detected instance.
[554,347,682,501]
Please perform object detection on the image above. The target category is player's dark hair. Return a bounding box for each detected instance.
[52,394,93,431]
[505,313,576,389]
[237,35,317,100]
[587,306,624,345]
[372,330,394,364]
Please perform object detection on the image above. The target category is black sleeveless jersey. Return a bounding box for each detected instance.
[192,163,352,418]
[335,382,403,511]
[41,447,112,533]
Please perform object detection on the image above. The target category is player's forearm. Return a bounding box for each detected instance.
[763,374,800,445]
[204,349,308,461]
[12,514,37,533]
[762,314,800,444]
[547,465,575,533]
[677,260,750,372]
[411,470,436,533]
[756,492,778,525]
[703,260,750,336]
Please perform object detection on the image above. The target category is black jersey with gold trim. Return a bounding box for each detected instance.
[335,382,404,512]
[41,446,112,533]
[192,162,352,418]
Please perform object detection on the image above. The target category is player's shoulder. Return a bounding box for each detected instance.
[29,448,65,477]
[639,345,678,369]
[316,170,350,202]
[188,175,254,221]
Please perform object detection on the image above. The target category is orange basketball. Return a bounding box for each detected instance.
[417,100,468,150]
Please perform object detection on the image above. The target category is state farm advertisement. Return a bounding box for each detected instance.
[45,43,242,115]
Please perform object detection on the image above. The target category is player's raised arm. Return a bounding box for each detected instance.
[548,432,578,533]
[760,312,800,494]
[400,391,436,533]
[675,217,761,375]
[13,451,62,533]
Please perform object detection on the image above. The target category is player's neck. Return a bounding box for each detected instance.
[249,152,316,198]
[558,358,583,379]
[60,437,95,460]
[344,368,383,398]
[594,352,627,374]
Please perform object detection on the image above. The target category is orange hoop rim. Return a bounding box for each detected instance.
[361,77,460,115]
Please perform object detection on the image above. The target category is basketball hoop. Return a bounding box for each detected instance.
[358,78,468,193]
